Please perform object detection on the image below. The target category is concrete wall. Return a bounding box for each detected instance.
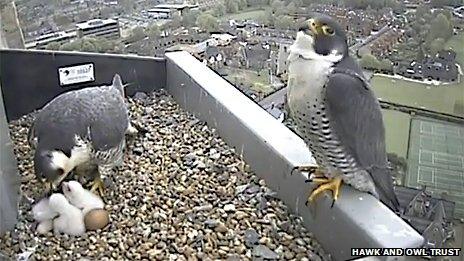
[0,80,20,235]
[0,49,166,121]
[0,50,166,236]
[165,51,424,261]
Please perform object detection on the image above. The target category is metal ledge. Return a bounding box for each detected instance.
[165,51,424,260]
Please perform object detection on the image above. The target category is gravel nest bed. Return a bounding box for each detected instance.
[0,90,330,261]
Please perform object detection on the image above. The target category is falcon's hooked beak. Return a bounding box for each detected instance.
[298,19,321,38]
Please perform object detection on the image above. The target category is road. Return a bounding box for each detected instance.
[349,24,391,52]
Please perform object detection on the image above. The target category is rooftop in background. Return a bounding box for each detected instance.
[153,3,199,10]
[75,18,118,30]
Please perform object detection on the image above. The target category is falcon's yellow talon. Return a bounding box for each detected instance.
[307,176,343,203]
[291,165,325,177]
[89,178,105,196]
[311,178,331,184]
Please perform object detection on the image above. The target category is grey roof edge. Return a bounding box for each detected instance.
[165,51,425,261]
[0,48,165,61]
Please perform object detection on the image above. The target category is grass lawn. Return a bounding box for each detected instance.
[381,109,411,158]
[222,7,268,21]
[445,32,464,67]
[371,75,464,117]
[223,67,274,96]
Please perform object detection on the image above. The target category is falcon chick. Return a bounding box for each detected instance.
[29,74,132,196]
[286,14,400,211]
[62,180,104,215]
[48,193,86,236]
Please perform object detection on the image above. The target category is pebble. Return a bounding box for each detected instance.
[0,90,329,260]
[252,245,279,259]
[223,204,236,212]
[244,228,260,247]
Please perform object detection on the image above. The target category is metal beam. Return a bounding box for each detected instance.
[165,51,424,261]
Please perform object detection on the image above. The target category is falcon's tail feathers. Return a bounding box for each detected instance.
[370,167,400,212]
[112,74,125,96]
[27,120,38,149]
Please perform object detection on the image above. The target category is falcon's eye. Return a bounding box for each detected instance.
[57,168,64,176]
[322,25,335,36]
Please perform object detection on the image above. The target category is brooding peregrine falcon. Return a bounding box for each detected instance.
[29,74,136,195]
[287,14,399,211]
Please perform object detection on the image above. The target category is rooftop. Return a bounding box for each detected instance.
[76,18,118,30]
[0,49,424,260]
[153,4,199,10]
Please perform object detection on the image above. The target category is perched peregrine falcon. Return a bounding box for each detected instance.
[29,74,136,195]
[286,14,400,211]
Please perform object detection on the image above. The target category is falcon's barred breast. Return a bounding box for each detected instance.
[287,14,399,210]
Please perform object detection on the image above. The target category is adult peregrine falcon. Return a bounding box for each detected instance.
[287,14,399,211]
[29,74,135,195]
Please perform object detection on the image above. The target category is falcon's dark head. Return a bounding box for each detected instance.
[34,148,68,183]
[292,14,348,62]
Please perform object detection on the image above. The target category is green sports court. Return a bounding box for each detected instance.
[406,117,464,218]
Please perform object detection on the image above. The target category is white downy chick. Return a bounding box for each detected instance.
[36,220,53,234]
[62,181,104,215]
[48,193,86,236]
[32,197,58,222]
[32,197,59,234]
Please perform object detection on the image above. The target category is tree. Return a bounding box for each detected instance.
[360,54,381,70]
[274,15,293,30]
[257,12,271,25]
[196,13,219,33]
[237,0,248,10]
[53,14,72,27]
[119,0,135,13]
[182,9,200,27]
[431,0,463,7]
[387,153,407,172]
[60,41,81,51]
[380,59,393,72]
[427,14,453,43]
[429,38,446,56]
[286,2,297,14]
[81,41,97,52]
[170,11,182,29]
[224,0,239,13]
[146,24,161,39]
[212,3,226,17]
[416,46,425,62]
[415,4,431,20]
[45,41,61,50]
[129,26,146,42]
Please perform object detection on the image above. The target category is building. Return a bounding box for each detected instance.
[242,43,271,71]
[146,8,174,19]
[25,31,77,49]
[76,18,120,39]
[397,50,459,82]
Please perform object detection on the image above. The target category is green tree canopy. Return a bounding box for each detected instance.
[274,15,293,29]
[429,37,446,56]
[427,13,453,43]
[212,3,226,16]
[224,0,239,13]
[129,26,146,42]
[196,13,219,32]
[45,41,61,50]
[360,54,381,70]
[146,24,161,39]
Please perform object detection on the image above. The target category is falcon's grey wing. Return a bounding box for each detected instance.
[324,71,399,210]
[87,87,129,151]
